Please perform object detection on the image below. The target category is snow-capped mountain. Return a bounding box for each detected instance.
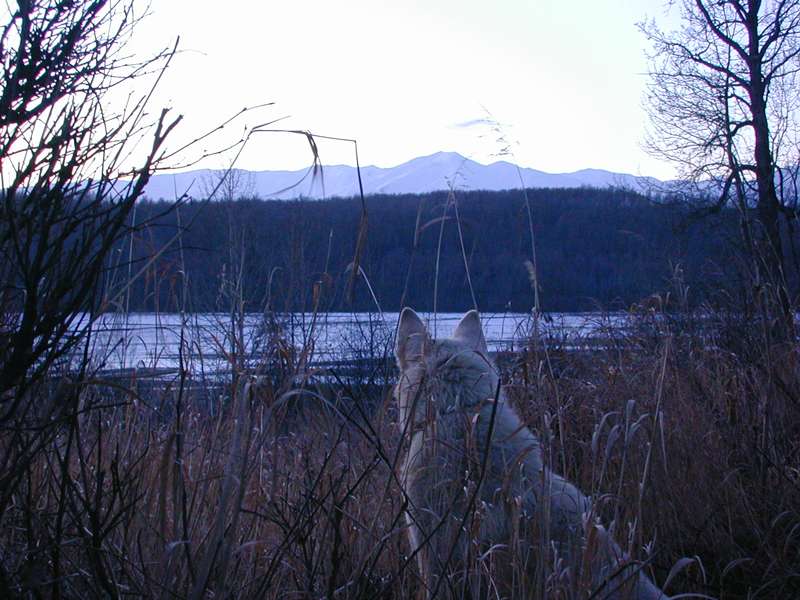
[142,152,662,201]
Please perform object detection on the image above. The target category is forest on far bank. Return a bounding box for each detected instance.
[121,186,786,314]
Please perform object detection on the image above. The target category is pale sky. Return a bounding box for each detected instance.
[133,0,680,179]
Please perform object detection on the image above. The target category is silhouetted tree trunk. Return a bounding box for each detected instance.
[642,0,800,337]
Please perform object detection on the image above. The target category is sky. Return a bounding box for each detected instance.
[132,0,681,179]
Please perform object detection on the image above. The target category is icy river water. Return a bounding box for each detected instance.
[77,311,629,376]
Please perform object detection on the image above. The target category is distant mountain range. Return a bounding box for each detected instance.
[142,151,664,201]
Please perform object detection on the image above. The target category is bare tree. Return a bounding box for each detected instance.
[0,0,181,412]
[642,0,800,333]
[202,168,257,201]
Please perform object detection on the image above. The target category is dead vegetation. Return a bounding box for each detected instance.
[1,306,798,599]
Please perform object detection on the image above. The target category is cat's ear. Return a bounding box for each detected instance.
[452,310,488,354]
[395,308,429,369]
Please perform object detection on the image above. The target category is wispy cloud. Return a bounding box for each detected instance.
[449,118,493,129]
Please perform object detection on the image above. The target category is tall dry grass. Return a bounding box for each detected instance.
[0,304,798,598]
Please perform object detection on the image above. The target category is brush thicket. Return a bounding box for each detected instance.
[2,297,798,598]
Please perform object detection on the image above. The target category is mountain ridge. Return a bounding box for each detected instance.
[142,151,662,201]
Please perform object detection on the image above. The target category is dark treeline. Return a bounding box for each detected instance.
[118,187,763,313]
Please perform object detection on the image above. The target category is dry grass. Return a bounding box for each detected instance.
[1,311,798,599]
